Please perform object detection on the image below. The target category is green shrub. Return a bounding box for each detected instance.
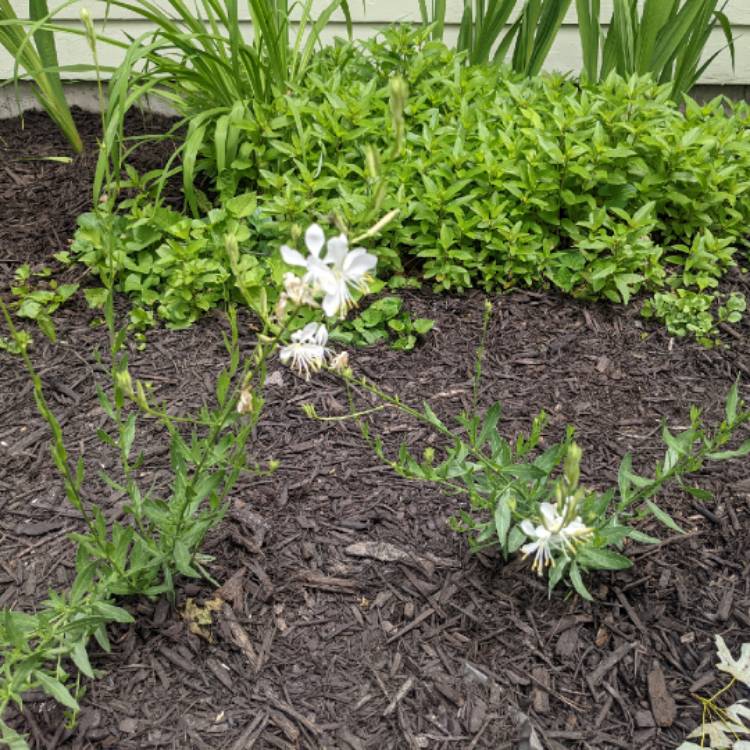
[77,29,750,335]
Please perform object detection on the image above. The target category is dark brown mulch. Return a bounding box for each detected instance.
[1,110,750,750]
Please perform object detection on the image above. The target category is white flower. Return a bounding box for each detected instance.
[236,388,254,415]
[329,350,350,374]
[520,500,592,576]
[279,323,329,380]
[282,272,317,307]
[309,235,376,318]
[281,223,326,268]
[520,520,554,575]
[280,224,377,319]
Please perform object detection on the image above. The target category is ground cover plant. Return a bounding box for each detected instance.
[69,29,750,342]
[309,303,750,599]
[0,200,392,747]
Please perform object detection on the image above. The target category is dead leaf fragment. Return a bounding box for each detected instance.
[215,569,246,611]
[182,596,223,642]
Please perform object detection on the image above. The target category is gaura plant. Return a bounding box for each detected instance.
[0,292,271,749]
[308,302,750,600]
[0,212,390,748]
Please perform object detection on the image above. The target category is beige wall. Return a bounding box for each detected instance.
[2,0,749,83]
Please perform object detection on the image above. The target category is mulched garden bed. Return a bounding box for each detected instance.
[1,110,749,750]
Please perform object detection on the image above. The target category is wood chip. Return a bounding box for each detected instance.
[14,519,65,536]
[205,657,233,690]
[386,607,434,644]
[215,569,246,611]
[587,642,635,689]
[222,604,259,672]
[531,667,550,714]
[294,569,357,592]
[266,692,322,737]
[228,714,267,750]
[383,676,415,717]
[158,645,196,674]
[345,540,434,575]
[716,585,734,622]
[647,664,676,728]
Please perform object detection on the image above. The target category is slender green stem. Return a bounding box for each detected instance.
[0,299,127,580]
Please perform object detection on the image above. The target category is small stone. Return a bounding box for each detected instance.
[556,627,579,658]
[468,697,487,733]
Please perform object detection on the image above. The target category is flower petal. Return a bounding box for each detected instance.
[314,324,328,346]
[306,256,336,290]
[292,322,320,342]
[343,248,377,279]
[305,224,326,257]
[322,289,345,318]
[539,502,562,531]
[281,245,308,268]
[325,234,349,267]
[520,540,539,556]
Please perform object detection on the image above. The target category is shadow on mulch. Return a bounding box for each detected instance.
[1,111,750,750]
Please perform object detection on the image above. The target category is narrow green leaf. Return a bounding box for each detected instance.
[707,439,750,461]
[0,719,30,750]
[646,500,684,533]
[548,557,568,590]
[92,601,134,624]
[683,485,713,502]
[569,561,593,601]
[34,671,79,710]
[70,639,95,679]
[725,381,739,424]
[576,547,633,570]
[494,492,511,549]
[626,529,661,545]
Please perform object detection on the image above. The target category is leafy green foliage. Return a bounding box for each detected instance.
[576,0,735,100]
[8,264,78,343]
[419,0,571,73]
[78,30,750,338]
[330,294,434,351]
[93,0,352,210]
[71,196,276,329]
[344,369,750,598]
[0,295,277,747]
[203,32,747,332]
[642,289,746,344]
